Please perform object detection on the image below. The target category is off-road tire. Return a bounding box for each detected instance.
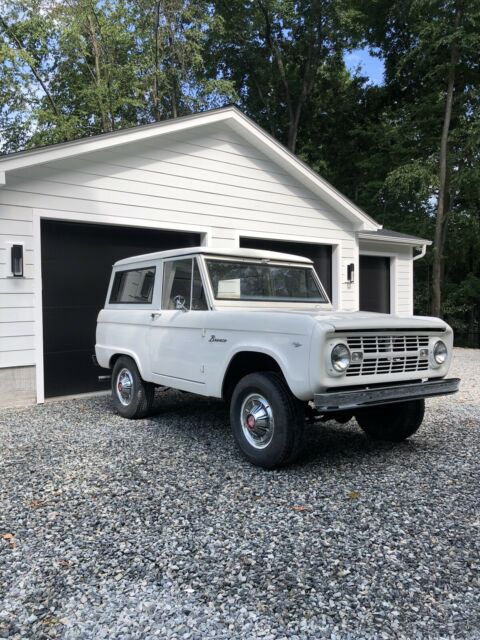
[111,356,155,419]
[355,399,425,442]
[230,372,305,469]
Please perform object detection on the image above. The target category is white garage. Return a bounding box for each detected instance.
[0,106,430,405]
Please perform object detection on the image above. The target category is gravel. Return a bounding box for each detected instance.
[1,348,479,639]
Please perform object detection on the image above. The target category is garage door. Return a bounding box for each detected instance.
[41,220,200,397]
[360,255,390,313]
[240,238,332,300]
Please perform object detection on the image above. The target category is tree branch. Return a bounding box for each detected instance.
[0,15,60,118]
[257,0,292,118]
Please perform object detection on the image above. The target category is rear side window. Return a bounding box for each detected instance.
[109,267,156,304]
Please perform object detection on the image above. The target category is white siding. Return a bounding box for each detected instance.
[0,204,35,367]
[397,250,414,315]
[0,123,365,373]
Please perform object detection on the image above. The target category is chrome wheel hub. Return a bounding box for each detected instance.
[116,368,133,406]
[241,393,274,449]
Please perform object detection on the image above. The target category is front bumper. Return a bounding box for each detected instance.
[314,378,460,412]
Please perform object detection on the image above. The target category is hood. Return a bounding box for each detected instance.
[214,303,449,332]
[311,310,448,332]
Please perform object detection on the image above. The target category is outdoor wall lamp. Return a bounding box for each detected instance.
[347,263,355,284]
[11,244,24,277]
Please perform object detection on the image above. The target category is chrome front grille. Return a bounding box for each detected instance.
[345,334,430,377]
[346,335,429,353]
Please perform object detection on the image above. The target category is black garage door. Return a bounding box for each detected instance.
[359,255,390,313]
[41,220,200,397]
[240,238,332,300]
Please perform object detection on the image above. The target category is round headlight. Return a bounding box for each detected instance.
[331,343,351,372]
[433,340,448,365]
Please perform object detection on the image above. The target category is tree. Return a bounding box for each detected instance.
[211,0,353,152]
[0,0,62,150]
[133,0,236,122]
[44,0,142,139]
[352,0,480,317]
[0,0,235,150]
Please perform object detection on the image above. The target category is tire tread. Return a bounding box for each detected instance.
[356,399,425,442]
[112,356,155,419]
[230,371,305,469]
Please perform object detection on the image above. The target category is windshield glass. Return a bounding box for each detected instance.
[206,260,328,303]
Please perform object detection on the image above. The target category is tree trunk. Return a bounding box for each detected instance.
[167,28,179,118]
[257,0,319,154]
[288,55,315,153]
[431,3,462,317]
[288,106,301,152]
[152,0,161,121]
[87,13,110,132]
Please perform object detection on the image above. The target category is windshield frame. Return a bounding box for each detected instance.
[202,255,331,308]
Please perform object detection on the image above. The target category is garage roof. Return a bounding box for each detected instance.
[359,229,432,246]
[0,105,380,230]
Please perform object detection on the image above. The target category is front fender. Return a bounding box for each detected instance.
[213,332,316,401]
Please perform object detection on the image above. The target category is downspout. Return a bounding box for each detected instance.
[413,244,427,261]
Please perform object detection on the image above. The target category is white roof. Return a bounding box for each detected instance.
[0,106,378,230]
[114,246,313,267]
[358,229,432,246]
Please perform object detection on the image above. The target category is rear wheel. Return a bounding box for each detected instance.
[355,399,425,442]
[230,372,305,469]
[112,356,155,419]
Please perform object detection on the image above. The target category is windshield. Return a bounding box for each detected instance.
[205,260,328,303]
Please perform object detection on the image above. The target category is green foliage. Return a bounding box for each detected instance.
[209,0,353,150]
[0,0,236,147]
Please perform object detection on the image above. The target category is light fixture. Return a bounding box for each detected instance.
[347,263,355,283]
[11,244,23,277]
[433,340,448,365]
[331,343,351,372]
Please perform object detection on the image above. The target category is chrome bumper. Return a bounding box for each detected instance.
[314,378,460,412]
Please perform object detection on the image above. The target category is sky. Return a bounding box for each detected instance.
[344,47,385,85]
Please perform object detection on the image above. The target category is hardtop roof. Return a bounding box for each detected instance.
[113,246,313,267]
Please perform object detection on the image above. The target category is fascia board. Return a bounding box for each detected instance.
[0,108,237,173]
[358,232,432,246]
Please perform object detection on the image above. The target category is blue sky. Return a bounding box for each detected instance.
[344,47,385,85]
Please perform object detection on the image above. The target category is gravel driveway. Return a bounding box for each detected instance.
[1,349,479,639]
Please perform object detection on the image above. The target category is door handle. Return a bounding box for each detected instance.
[151,312,161,320]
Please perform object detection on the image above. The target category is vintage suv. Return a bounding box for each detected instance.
[95,247,459,468]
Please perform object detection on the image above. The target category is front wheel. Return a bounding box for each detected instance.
[355,399,425,442]
[111,356,155,419]
[230,372,305,469]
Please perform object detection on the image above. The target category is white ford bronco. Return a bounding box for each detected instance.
[96,247,459,468]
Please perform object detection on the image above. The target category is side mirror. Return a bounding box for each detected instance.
[174,295,188,312]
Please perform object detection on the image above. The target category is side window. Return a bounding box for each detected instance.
[162,259,192,309]
[162,258,209,310]
[110,267,156,304]
[192,260,208,310]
